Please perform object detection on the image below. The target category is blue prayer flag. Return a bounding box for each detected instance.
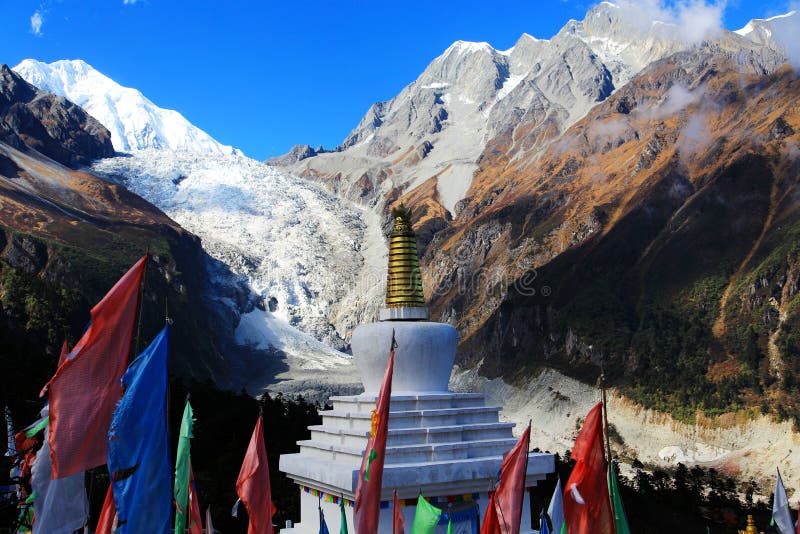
[540,509,551,534]
[108,327,171,533]
[319,506,331,534]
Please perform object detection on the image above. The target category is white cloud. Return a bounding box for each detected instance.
[676,110,713,164]
[675,1,726,42]
[655,84,705,118]
[123,0,138,4]
[612,0,726,43]
[30,10,44,36]
[773,3,800,70]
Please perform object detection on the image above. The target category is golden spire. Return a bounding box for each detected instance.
[385,204,425,308]
[738,515,764,534]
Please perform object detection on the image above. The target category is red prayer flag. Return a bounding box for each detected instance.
[480,492,501,534]
[189,464,204,534]
[13,431,37,458]
[563,402,615,534]
[354,334,395,534]
[393,489,405,534]
[480,423,531,534]
[236,415,275,534]
[44,255,146,478]
[96,484,118,534]
[57,340,69,366]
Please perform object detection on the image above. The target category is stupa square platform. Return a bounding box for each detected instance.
[280,392,554,533]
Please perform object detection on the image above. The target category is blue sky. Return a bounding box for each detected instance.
[1,0,792,159]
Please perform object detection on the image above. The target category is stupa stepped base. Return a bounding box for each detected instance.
[279,392,554,533]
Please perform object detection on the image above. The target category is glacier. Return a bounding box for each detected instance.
[91,150,386,396]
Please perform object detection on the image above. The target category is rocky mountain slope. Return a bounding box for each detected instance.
[264,3,800,492]
[13,59,241,156]
[278,3,787,222]
[0,64,113,167]
[437,47,799,409]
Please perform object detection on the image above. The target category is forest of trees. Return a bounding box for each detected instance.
[1,384,321,532]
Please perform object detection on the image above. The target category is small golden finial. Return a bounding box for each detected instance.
[738,515,764,534]
[385,203,425,308]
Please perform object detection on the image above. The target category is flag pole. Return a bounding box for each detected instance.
[522,419,531,533]
[133,247,150,357]
[601,361,617,530]
[165,295,171,453]
[600,362,612,465]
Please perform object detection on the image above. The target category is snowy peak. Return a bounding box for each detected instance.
[13,59,242,156]
[279,0,792,221]
[735,11,797,39]
[575,2,691,76]
[735,11,799,65]
[443,40,495,56]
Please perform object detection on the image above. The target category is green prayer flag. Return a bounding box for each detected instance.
[411,494,441,534]
[25,417,48,438]
[608,462,631,534]
[364,448,378,481]
[16,503,33,534]
[174,400,194,534]
[560,523,567,534]
[447,517,453,534]
[340,498,348,534]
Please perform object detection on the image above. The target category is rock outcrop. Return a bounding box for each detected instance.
[0,64,113,167]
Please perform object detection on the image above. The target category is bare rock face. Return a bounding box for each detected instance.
[264,143,318,166]
[0,64,113,167]
[2,234,47,274]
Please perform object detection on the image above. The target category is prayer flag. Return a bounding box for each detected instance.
[563,402,615,534]
[108,327,170,533]
[236,415,275,534]
[44,256,146,478]
[354,332,396,533]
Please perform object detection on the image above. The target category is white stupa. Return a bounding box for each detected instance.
[279,205,554,533]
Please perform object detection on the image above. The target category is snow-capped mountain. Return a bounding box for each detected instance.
[7,0,800,488]
[13,59,377,395]
[13,59,242,156]
[280,2,790,217]
[735,10,798,42]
